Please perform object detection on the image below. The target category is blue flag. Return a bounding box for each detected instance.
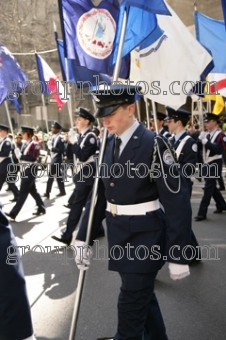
[56,39,76,82]
[9,95,21,114]
[0,42,28,105]
[112,0,171,65]
[195,11,226,96]
[121,0,171,15]
[221,0,226,29]
[59,0,130,78]
[57,39,111,87]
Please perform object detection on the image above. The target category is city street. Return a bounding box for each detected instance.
[1,171,226,340]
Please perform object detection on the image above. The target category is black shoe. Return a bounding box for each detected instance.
[195,215,206,221]
[43,193,50,199]
[5,212,16,221]
[189,248,202,265]
[214,208,226,213]
[56,192,66,197]
[51,235,72,246]
[63,204,72,209]
[10,197,18,202]
[219,187,225,191]
[32,208,46,216]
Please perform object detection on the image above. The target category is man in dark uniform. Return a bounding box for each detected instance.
[149,111,171,138]
[52,108,100,245]
[165,107,198,196]
[0,204,36,340]
[44,121,66,199]
[0,124,19,202]
[74,85,194,340]
[195,113,226,221]
[5,126,45,220]
[164,107,200,263]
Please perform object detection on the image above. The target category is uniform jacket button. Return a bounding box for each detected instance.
[110,182,115,187]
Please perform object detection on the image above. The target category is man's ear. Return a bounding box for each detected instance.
[128,103,136,116]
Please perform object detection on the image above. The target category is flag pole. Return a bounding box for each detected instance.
[68,9,128,340]
[198,100,206,163]
[144,97,150,130]
[53,21,73,129]
[136,100,141,121]
[151,100,159,133]
[41,94,49,134]
[4,101,14,134]
[64,58,74,128]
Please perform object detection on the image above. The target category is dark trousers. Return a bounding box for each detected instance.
[0,173,19,199]
[11,175,45,217]
[114,272,168,340]
[0,213,33,340]
[217,174,225,190]
[198,177,226,217]
[63,185,92,239]
[46,163,65,194]
[187,179,199,251]
[68,189,75,205]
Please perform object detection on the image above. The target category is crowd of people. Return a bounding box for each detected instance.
[1,88,226,339]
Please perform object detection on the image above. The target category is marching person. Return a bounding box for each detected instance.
[195,113,226,221]
[74,85,194,340]
[149,111,171,138]
[0,204,36,340]
[164,107,200,263]
[165,107,198,196]
[92,126,101,159]
[44,121,66,199]
[52,108,101,245]
[5,126,45,221]
[0,124,19,202]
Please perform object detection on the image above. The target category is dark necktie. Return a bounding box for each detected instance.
[206,133,211,141]
[78,134,83,144]
[170,136,176,147]
[114,137,121,163]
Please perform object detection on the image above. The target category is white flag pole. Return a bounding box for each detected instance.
[4,101,14,134]
[41,94,49,134]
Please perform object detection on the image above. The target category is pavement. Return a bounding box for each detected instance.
[1,171,226,340]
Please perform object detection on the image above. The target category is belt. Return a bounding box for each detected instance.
[106,199,160,216]
[20,160,36,164]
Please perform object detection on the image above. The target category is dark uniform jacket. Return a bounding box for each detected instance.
[0,207,33,340]
[159,127,171,139]
[201,130,226,177]
[20,140,40,177]
[50,133,65,165]
[77,123,192,273]
[71,129,97,187]
[173,132,197,193]
[0,137,15,177]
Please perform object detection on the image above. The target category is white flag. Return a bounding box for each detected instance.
[139,1,213,109]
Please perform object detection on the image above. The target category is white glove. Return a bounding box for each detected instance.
[198,131,207,140]
[14,148,21,159]
[201,137,208,145]
[168,263,190,280]
[68,131,78,144]
[47,140,52,150]
[74,240,92,271]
